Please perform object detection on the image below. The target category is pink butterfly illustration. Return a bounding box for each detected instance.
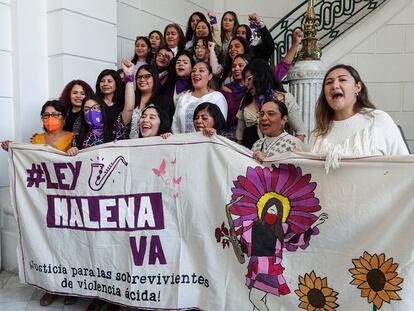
[171,159,177,165]
[172,176,182,185]
[152,160,166,176]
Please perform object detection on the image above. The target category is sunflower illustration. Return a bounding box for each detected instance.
[295,271,339,310]
[349,251,403,310]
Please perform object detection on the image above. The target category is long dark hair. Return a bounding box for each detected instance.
[148,30,166,50]
[193,19,214,43]
[220,11,239,43]
[220,36,250,85]
[95,69,124,107]
[134,64,161,109]
[131,36,152,64]
[74,95,117,149]
[185,12,207,41]
[236,24,252,42]
[164,23,185,51]
[59,80,94,112]
[193,102,226,131]
[262,198,285,243]
[314,64,375,137]
[138,105,171,137]
[240,59,285,109]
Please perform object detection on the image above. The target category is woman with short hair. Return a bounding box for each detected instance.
[252,100,304,163]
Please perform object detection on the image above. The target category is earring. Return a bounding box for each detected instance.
[355,92,359,97]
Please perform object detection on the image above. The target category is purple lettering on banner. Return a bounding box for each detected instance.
[129,236,147,266]
[46,193,164,231]
[67,161,82,190]
[129,235,167,266]
[41,162,59,189]
[149,235,166,265]
[53,163,70,190]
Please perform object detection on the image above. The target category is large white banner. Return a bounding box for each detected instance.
[8,134,414,310]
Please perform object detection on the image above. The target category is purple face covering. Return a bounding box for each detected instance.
[85,111,104,136]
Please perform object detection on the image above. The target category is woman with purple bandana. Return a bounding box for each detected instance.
[67,94,132,156]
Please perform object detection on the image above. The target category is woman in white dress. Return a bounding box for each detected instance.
[172,62,227,133]
[310,64,409,170]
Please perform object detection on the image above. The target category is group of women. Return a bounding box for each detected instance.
[1,9,410,311]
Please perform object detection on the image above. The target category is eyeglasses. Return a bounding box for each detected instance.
[136,73,153,81]
[156,53,171,60]
[257,110,281,118]
[41,112,62,119]
[195,45,207,50]
[245,75,253,83]
[83,104,101,113]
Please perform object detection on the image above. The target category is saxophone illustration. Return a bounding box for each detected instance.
[88,156,128,191]
[226,196,245,264]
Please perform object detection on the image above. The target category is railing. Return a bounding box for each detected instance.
[268,0,390,65]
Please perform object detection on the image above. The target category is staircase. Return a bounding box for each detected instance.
[268,0,390,65]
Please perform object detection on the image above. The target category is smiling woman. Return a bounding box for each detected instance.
[163,23,185,56]
[251,100,304,163]
[120,61,175,139]
[59,80,94,133]
[139,105,171,138]
[171,62,228,134]
[310,64,409,171]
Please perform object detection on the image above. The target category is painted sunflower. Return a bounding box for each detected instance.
[349,251,403,310]
[295,270,339,311]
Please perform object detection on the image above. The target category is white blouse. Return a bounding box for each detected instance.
[310,109,409,171]
[172,90,228,133]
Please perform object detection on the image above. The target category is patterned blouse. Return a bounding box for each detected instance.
[251,132,304,156]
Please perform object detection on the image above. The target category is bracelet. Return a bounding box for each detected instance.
[123,74,134,82]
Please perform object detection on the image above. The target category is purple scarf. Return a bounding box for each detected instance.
[175,77,191,94]
[225,81,247,101]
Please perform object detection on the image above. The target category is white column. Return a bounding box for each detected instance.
[0,0,118,272]
[47,0,118,97]
[0,0,49,272]
[287,60,325,141]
